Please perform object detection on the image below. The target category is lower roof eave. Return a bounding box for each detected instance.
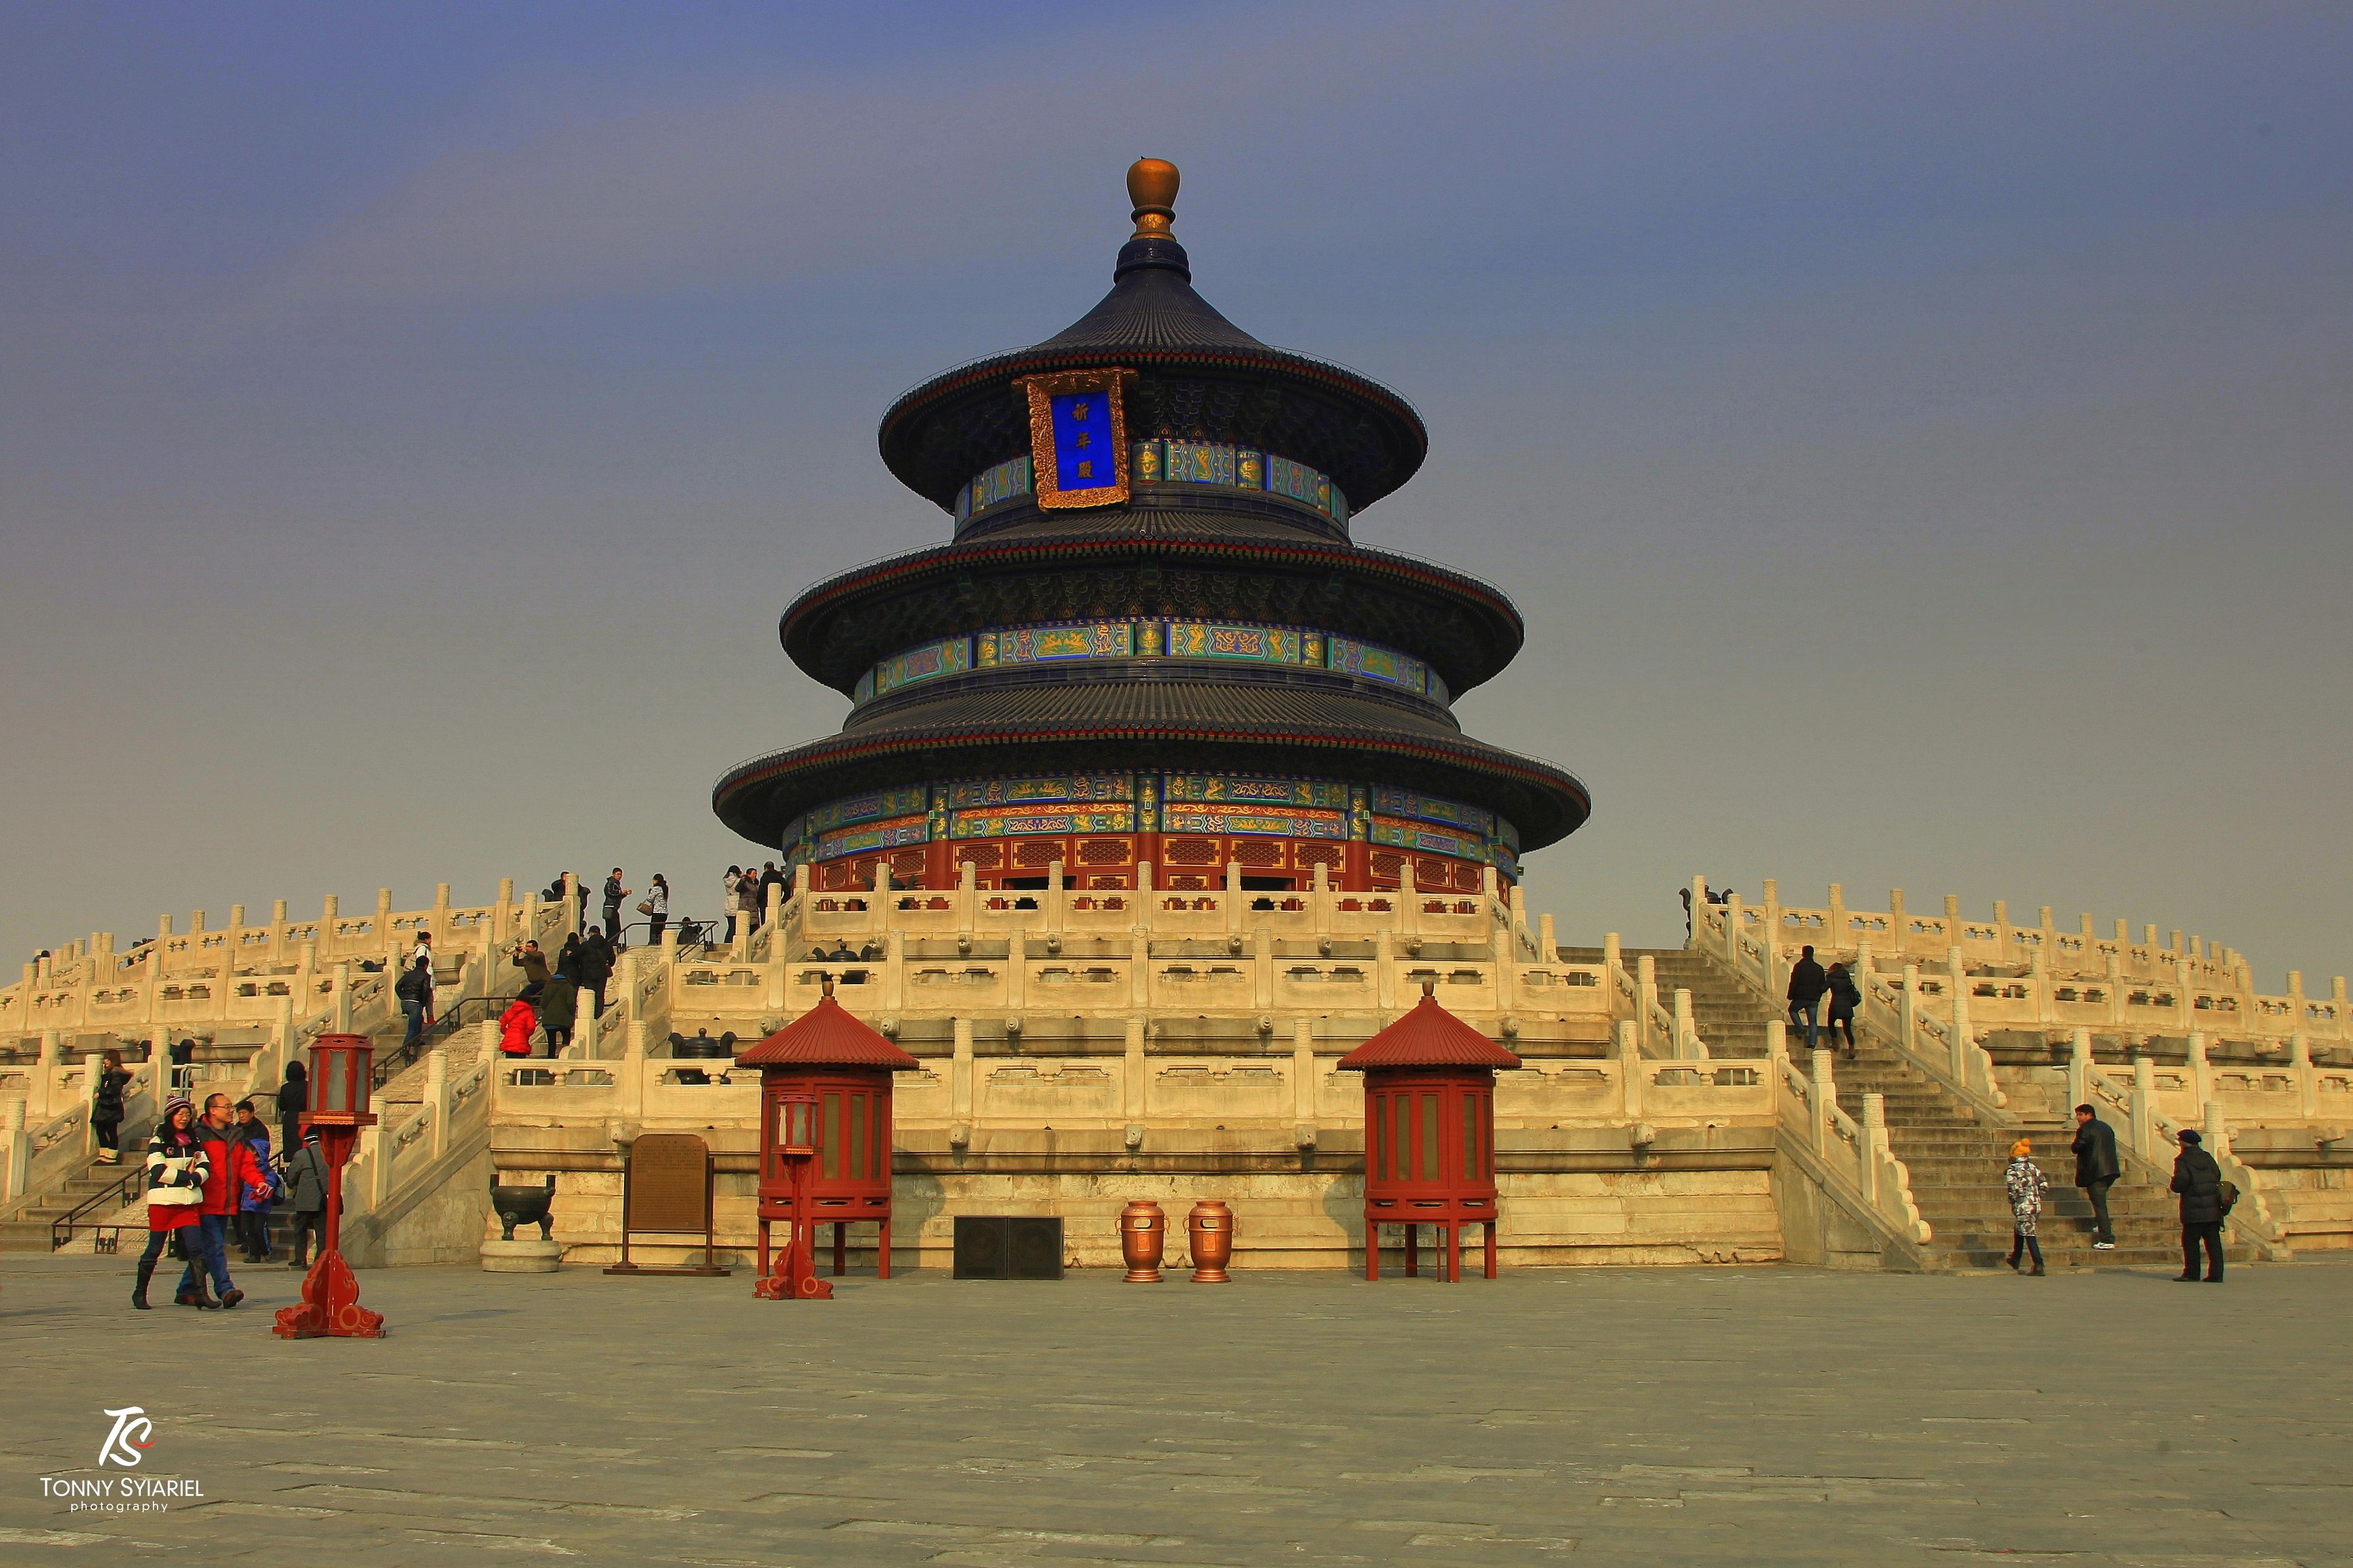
[712,723,1590,852]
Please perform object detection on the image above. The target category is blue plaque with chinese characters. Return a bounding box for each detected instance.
[1051,391,1113,491]
[1021,367,1133,508]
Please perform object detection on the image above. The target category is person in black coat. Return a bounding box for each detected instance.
[2170,1128,2226,1282]
[2071,1104,2123,1250]
[576,930,614,1019]
[1785,945,1828,1053]
[276,1060,307,1155]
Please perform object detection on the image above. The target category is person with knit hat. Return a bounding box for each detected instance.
[2004,1138,2050,1276]
[132,1096,208,1309]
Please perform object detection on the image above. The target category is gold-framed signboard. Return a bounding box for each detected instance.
[1018,368,1136,510]
[603,1132,731,1277]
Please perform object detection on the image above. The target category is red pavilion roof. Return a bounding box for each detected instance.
[737,987,920,1072]
[1337,987,1522,1072]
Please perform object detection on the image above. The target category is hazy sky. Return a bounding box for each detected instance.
[3,2,2347,988]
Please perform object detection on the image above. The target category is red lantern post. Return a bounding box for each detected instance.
[273,1033,386,1338]
[1339,983,1520,1283]
[755,1091,828,1300]
[743,977,919,1300]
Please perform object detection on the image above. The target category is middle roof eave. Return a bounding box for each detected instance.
[779,526,1525,696]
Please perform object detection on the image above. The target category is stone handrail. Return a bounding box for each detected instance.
[4,873,582,1039]
[1697,877,2344,1049]
[1695,879,2015,1123]
[1769,1024,1931,1247]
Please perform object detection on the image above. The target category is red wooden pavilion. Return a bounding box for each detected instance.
[738,979,920,1282]
[1339,983,1520,1282]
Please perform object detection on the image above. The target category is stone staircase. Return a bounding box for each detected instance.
[1639,943,2248,1273]
[1,1155,141,1252]
[1560,945,2248,1272]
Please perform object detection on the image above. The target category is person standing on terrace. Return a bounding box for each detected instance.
[602,868,630,942]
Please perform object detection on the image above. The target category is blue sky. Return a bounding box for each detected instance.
[3,2,2347,984]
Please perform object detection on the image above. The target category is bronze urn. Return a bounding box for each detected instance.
[1186,1199,1233,1284]
[1118,1199,1166,1282]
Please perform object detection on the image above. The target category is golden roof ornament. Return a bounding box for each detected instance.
[1126,157,1179,240]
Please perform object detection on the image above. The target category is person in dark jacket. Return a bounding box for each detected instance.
[91,1049,133,1162]
[1824,963,1862,1060]
[2071,1104,2123,1250]
[576,929,614,1019]
[394,956,433,1053]
[276,1058,307,1155]
[1786,945,1828,1052]
[2170,1128,2226,1281]
[601,868,629,942]
[282,1128,329,1268]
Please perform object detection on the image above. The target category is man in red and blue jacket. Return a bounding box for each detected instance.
[177,1092,265,1309]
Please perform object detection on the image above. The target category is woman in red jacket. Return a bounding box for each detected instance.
[134,1096,207,1311]
[499,985,541,1060]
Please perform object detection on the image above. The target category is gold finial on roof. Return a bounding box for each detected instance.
[1421,980,1436,999]
[1127,158,1179,239]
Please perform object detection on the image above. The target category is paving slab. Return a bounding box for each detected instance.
[2,1253,2348,1565]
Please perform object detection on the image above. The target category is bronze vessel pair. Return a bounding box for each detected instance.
[1117,1199,1232,1283]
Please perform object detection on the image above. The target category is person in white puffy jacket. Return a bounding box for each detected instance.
[134,1097,210,1311]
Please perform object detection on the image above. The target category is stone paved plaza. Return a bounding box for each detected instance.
[2,1254,2348,1566]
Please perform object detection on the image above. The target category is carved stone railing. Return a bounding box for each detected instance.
[1693,877,2344,1051]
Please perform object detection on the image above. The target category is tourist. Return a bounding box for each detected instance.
[132,1096,207,1310]
[283,1128,329,1269]
[577,927,614,1019]
[602,868,629,942]
[643,873,670,946]
[722,866,743,940]
[541,941,580,1057]
[168,1036,196,1091]
[233,1099,279,1262]
[395,954,433,1053]
[510,937,552,990]
[1824,963,1862,1060]
[276,1058,307,1155]
[759,860,786,911]
[739,868,763,932]
[2004,1139,2048,1276]
[499,985,541,1062]
[2171,1127,2227,1282]
[91,1048,132,1164]
[2071,1103,2121,1251]
[410,927,434,973]
[179,1092,262,1309]
[1785,945,1828,1052]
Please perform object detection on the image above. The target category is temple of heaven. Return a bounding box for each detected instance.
[714,160,1588,895]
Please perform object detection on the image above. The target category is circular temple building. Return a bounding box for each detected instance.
[714,160,1588,895]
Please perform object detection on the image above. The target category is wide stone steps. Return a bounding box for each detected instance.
[0,1158,141,1251]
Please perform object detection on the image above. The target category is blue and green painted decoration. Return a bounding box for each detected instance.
[953,442,1349,529]
[854,618,1450,709]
